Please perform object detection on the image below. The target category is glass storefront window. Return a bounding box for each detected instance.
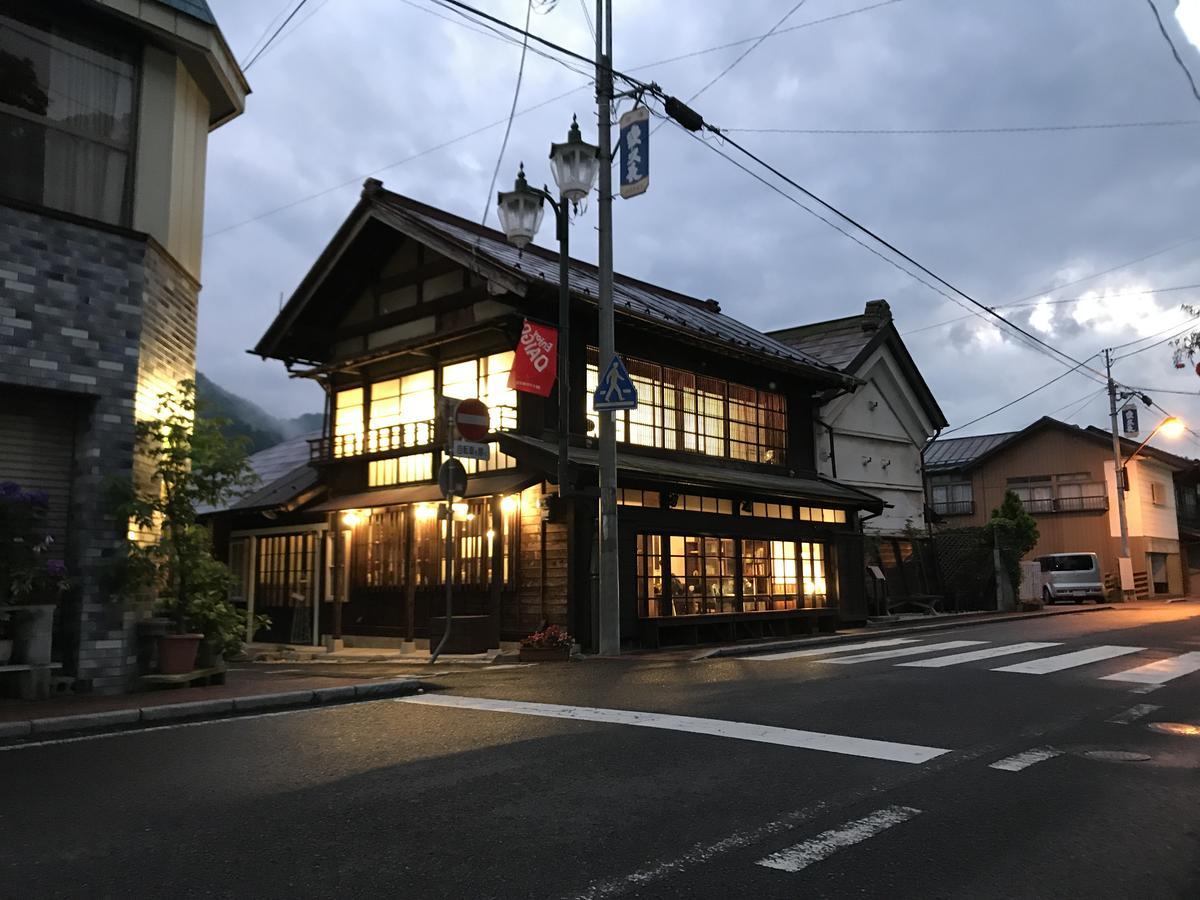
[800,542,828,606]
[668,535,737,615]
[636,534,664,616]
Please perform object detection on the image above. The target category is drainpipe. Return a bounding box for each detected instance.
[817,418,838,479]
[920,425,945,538]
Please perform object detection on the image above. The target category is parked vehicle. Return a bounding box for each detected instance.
[1037,553,1104,603]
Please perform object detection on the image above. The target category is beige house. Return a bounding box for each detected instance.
[925,417,1191,597]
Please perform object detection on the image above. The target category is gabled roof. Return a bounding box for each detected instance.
[769,300,948,429]
[199,433,320,516]
[926,416,1197,475]
[255,182,853,388]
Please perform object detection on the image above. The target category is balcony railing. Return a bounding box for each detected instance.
[932,500,974,516]
[1054,495,1108,512]
[1022,498,1056,514]
[308,406,518,462]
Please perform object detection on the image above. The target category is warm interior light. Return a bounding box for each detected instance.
[415,503,438,522]
[500,495,519,514]
[341,509,364,528]
[486,529,496,541]
[1159,417,1185,439]
[452,502,469,518]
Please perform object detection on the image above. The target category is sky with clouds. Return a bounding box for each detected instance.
[199,0,1200,450]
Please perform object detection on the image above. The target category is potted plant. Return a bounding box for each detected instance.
[115,381,264,675]
[0,481,71,665]
[519,624,574,662]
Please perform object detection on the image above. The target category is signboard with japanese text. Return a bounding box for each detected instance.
[1121,405,1139,437]
[619,106,649,199]
[508,319,558,397]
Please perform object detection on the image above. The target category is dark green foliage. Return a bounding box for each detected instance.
[987,490,1041,592]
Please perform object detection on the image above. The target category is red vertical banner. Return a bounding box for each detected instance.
[508,319,558,397]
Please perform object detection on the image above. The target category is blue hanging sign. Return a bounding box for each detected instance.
[593,355,638,411]
[618,106,649,199]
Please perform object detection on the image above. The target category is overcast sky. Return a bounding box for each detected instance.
[199,0,1200,450]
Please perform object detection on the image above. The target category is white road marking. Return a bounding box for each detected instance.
[738,638,920,661]
[897,641,1062,668]
[570,801,830,899]
[756,805,922,873]
[823,640,987,665]
[1106,704,1161,725]
[1129,683,1165,695]
[991,645,1144,675]
[397,694,950,764]
[988,747,1062,771]
[1100,651,1200,685]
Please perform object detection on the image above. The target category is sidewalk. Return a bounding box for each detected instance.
[0,664,430,741]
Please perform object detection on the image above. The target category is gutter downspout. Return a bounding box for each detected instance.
[819,419,838,480]
[920,425,945,538]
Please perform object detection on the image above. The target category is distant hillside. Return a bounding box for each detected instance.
[196,372,321,454]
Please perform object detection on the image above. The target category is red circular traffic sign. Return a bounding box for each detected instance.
[454,398,490,441]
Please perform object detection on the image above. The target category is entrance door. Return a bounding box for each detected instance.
[1148,552,1169,594]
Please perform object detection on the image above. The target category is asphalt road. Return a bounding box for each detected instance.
[3,605,1200,899]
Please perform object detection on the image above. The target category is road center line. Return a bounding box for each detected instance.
[738,638,920,661]
[897,642,1061,668]
[1106,704,1161,725]
[824,640,987,665]
[756,805,922,873]
[397,694,950,764]
[988,747,1062,771]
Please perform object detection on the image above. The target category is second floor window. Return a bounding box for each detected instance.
[585,348,787,464]
[1008,477,1053,513]
[931,480,972,515]
[369,370,435,452]
[0,13,136,226]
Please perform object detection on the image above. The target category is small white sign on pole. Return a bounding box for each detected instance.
[452,440,490,461]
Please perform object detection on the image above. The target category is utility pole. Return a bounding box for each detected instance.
[595,0,621,656]
[1106,348,1132,598]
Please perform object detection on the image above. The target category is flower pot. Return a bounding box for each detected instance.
[518,645,572,662]
[0,638,13,665]
[8,603,56,664]
[157,633,203,675]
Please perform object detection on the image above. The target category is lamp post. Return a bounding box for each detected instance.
[497,117,600,507]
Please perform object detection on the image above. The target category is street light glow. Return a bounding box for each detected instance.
[341,509,363,528]
[1159,417,1185,439]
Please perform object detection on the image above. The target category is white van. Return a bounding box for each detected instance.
[1037,553,1104,603]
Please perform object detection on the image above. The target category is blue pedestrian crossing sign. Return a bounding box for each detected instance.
[593,354,638,411]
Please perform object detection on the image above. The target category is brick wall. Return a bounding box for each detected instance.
[0,203,200,693]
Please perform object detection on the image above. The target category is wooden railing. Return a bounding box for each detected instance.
[308,406,518,462]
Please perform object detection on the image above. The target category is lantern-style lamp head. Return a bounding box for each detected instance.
[497,163,546,249]
[549,115,600,204]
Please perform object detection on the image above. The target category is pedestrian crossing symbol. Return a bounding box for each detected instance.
[593,354,638,411]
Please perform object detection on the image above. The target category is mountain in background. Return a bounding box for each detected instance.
[196,372,322,454]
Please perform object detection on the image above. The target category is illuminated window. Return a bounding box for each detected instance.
[369,370,435,452]
[334,388,364,457]
[800,542,829,607]
[668,535,737,615]
[750,502,793,520]
[441,352,518,432]
[585,348,785,463]
[635,534,664,616]
[619,489,661,507]
[742,540,799,611]
[460,444,516,474]
[368,453,434,486]
[796,506,847,524]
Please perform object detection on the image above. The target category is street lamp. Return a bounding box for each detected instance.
[497,117,600,503]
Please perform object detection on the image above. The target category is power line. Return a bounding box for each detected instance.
[241,0,300,64]
[1050,387,1107,419]
[1145,0,1200,107]
[903,284,1200,337]
[481,0,534,227]
[242,0,311,71]
[687,1,808,104]
[721,119,1200,135]
[578,0,596,42]
[938,356,1100,437]
[1112,316,1200,356]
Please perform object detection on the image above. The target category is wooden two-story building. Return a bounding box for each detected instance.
[220,180,885,651]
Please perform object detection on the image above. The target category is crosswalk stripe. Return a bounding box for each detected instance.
[896,642,1062,668]
[989,747,1062,772]
[739,638,920,661]
[756,806,922,873]
[396,695,950,763]
[991,645,1144,675]
[1100,651,1200,685]
[823,640,987,665]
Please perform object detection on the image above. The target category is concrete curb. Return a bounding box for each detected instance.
[0,677,424,742]
[697,605,1116,660]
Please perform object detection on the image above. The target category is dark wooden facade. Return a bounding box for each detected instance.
[231,182,884,650]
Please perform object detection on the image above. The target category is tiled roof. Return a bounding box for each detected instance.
[371,192,846,380]
[155,0,217,25]
[769,318,879,370]
[924,431,1018,471]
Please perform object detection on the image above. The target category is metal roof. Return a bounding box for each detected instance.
[924,432,1018,471]
[769,318,878,370]
[199,433,319,515]
[155,0,217,25]
[501,434,883,509]
[372,194,844,380]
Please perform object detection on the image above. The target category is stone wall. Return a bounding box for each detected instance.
[0,203,199,693]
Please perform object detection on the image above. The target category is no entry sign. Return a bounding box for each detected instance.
[454,398,490,441]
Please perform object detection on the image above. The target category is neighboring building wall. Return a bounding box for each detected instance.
[817,346,933,536]
[0,205,200,691]
[514,482,568,636]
